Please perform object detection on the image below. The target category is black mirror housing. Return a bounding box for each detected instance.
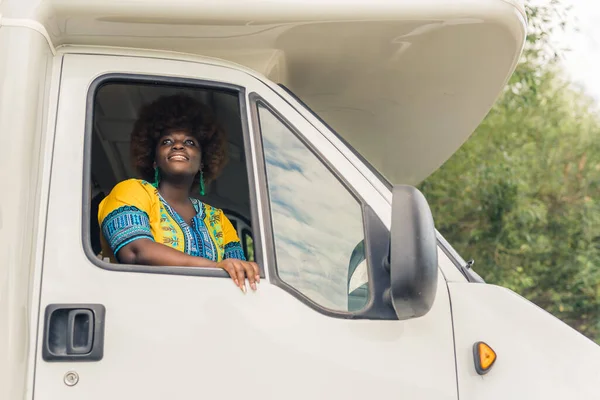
[390,185,438,320]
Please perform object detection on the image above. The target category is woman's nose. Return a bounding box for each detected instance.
[172,141,184,150]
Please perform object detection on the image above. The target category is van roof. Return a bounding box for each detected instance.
[1,0,527,184]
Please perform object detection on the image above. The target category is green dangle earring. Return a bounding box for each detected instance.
[199,170,205,196]
[152,167,160,188]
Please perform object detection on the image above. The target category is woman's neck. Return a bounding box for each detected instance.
[157,180,192,205]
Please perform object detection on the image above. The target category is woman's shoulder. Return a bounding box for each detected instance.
[109,178,156,196]
[100,179,158,213]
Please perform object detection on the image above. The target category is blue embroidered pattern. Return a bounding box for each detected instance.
[224,241,246,260]
[101,205,154,255]
[158,195,220,261]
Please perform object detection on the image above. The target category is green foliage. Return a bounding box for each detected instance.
[420,0,600,341]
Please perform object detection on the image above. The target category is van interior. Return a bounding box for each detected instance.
[89,82,254,261]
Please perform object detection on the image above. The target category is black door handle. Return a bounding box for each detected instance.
[43,304,105,362]
[67,309,94,354]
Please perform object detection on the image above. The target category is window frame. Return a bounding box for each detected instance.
[82,73,265,278]
[249,93,397,320]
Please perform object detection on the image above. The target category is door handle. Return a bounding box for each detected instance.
[67,309,94,354]
[42,304,106,362]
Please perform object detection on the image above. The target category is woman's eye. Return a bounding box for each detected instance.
[162,139,173,145]
[185,139,196,146]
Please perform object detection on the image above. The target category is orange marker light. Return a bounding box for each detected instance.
[473,341,497,375]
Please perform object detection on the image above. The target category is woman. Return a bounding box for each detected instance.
[98,93,259,292]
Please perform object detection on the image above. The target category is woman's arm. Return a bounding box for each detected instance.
[118,238,215,267]
[118,239,260,292]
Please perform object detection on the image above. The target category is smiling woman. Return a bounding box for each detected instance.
[96,92,259,292]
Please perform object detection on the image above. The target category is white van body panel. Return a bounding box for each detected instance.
[0,26,55,400]
[449,283,600,399]
[32,53,458,400]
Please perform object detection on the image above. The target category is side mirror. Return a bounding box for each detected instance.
[390,185,438,320]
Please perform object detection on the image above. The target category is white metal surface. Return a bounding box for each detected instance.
[449,282,600,399]
[0,26,55,400]
[1,0,528,185]
[32,53,457,399]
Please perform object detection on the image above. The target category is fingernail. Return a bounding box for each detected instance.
[251,283,257,291]
[241,285,246,294]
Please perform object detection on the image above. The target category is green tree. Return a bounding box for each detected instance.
[420,0,600,341]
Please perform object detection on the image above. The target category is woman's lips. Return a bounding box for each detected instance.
[168,154,189,161]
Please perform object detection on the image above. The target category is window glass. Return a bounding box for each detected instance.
[257,104,368,311]
[243,229,255,262]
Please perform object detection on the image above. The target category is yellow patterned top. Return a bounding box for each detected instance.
[98,179,245,263]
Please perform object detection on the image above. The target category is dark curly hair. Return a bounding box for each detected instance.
[130,93,228,188]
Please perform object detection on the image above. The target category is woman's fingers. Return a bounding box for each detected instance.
[251,262,260,284]
[235,261,249,293]
[220,260,245,292]
[218,260,261,293]
[243,262,257,291]
[221,262,239,287]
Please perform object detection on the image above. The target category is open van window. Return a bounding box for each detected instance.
[86,78,256,274]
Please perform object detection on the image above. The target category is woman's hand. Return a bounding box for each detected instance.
[217,259,260,293]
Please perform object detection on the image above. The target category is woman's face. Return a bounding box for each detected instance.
[154,130,202,179]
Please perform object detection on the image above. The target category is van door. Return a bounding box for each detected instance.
[33,52,457,399]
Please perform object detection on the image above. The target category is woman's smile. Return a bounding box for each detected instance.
[155,130,202,175]
[167,152,190,162]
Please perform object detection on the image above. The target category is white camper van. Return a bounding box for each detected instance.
[1,0,599,399]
